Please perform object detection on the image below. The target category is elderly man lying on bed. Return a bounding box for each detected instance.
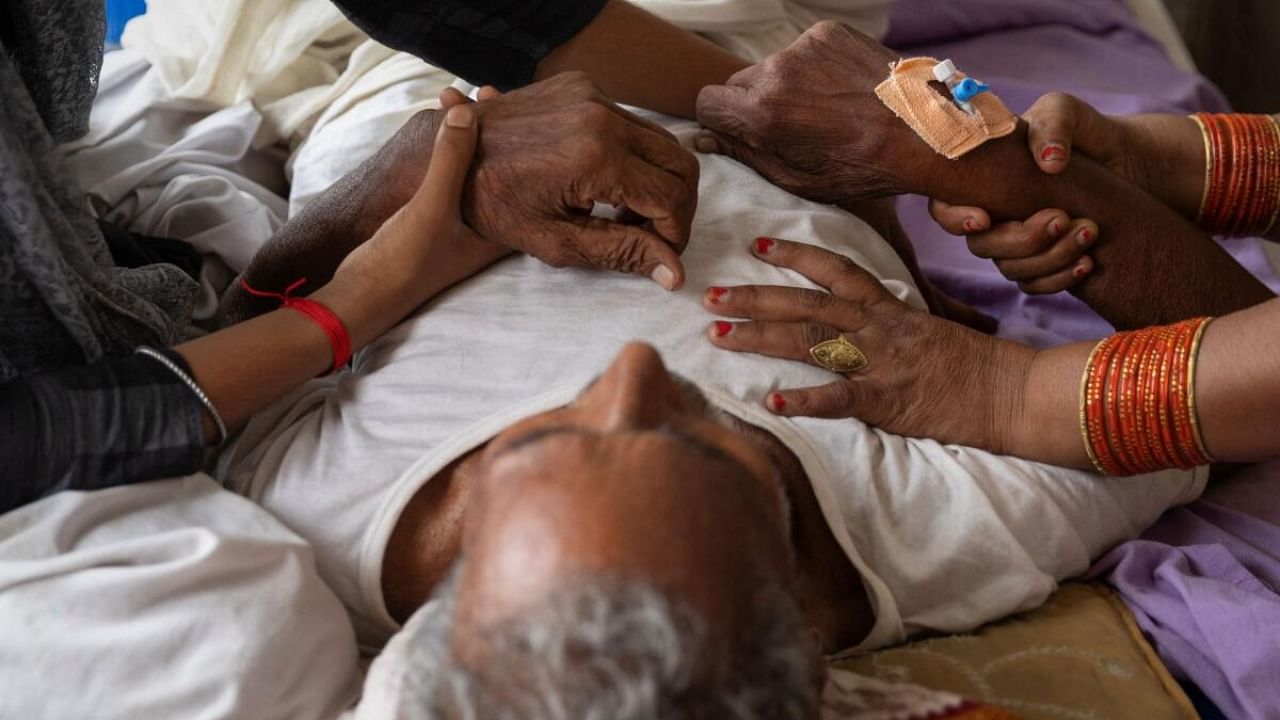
[213,59,1222,720]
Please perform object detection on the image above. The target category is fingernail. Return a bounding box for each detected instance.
[1073,262,1091,279]
[712,321,733,337]
[754,237,776,255]
[1040,143,1067,163]
[1049,219,1065,236]
[1077,228,1094,246]
[707,287,730,304]
[651,265,676,290]
[445,105,474,128]
[768,392,786,412]
[695,135,717,153]
[963,218,978,233]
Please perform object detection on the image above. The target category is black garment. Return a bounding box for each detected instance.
[98,220,203,282]
[0,349,205,514]
[330,0,609,90]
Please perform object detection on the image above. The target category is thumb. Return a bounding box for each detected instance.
[1024,92,1118,175]
[438,86,472,109]
[406,104,478,223]
[694,129,793,188]
[928,199,991,235]
[568,217,686,291]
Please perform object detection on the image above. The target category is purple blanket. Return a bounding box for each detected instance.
[1093,464,1280,719]
[884,1,1280,715]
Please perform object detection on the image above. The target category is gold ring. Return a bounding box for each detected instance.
[809,334,869,373]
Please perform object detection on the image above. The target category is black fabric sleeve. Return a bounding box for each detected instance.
[0,350,205,514]
[330,0,610,90]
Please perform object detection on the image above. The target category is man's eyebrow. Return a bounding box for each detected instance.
[495,424,584,455]
[491,423,746,471]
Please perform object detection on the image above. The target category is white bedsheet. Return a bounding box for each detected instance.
[0,476,360,719]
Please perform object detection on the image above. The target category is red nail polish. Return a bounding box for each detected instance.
[713,321,733,337]
[963,219,977,233]
[1073,264,1089,279]
[1040,145,1067,162]
[708,287,729,303]
[755,237,776,255]
[769,392,786,411]
[1078,228,1093,245]
[1050,220,1064,236]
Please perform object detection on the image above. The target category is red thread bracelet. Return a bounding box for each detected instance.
[240,278,352,374]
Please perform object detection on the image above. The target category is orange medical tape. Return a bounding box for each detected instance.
[874,57,1017,160]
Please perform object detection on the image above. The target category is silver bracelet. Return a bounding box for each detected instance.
[135,347,228,446]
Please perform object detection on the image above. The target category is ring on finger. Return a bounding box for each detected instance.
[809,334,869,373]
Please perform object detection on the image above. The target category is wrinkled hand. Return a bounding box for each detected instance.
[703,238,1034,453]
[370,74,700,290]
[464,74,700,289]
[695,21,935,206]
[928,202,1098,294]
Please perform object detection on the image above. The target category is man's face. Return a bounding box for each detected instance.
[451,342,798,676]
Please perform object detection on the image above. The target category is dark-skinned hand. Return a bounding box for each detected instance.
[695,21,936,207]
[703,237,1034,454]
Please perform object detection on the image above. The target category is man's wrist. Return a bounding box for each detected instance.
[348,108,446,241]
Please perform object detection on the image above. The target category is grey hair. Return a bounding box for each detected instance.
[396,563,821,720]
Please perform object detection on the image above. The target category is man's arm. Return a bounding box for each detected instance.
[216,110,445,325]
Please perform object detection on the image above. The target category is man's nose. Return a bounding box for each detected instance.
[591,342,685,430]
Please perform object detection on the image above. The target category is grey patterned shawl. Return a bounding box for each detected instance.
[0,0,196,381]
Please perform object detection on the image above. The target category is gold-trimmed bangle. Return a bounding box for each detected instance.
[1189,113,1214,225]
[1186,317,1215,463]
[1264,115,1280,237]
[1080,340,1107,474]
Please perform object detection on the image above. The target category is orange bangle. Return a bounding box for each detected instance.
[1078,317,1214,476]
[1193,113,1280,236]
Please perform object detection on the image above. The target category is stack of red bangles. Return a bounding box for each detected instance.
[1189,112,1280,237]
[1079,316,1215,476]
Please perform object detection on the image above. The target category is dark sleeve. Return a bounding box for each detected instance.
[330,0,610,90]
[0,350,205,514]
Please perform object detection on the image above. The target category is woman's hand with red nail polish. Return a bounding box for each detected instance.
[1022,92,1206,219]
[959,206,1101,295]
[931,200,1097,294]
[700,238,1034,454]
[981,211,1098,295]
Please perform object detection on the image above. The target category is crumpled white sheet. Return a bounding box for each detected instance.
[62,50,290,319]
[0,475,361,720]
[62,0,896,318]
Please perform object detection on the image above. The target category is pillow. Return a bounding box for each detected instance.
[832,583,1197,720]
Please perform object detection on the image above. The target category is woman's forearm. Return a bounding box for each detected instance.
[1010,296,1280,469]
[535,0,748,119]
[187,208,506,442]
